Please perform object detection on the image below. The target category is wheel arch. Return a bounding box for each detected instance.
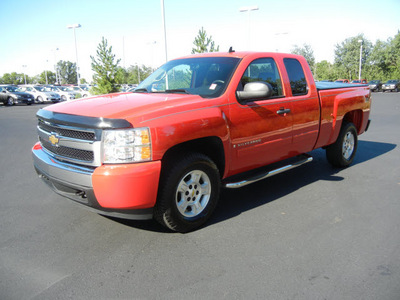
[343,109,364,134]
[161,136,226,179]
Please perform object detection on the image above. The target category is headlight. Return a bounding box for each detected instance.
[102,128,151,163]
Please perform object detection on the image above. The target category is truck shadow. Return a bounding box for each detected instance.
[106,140,395,233]
[211,140,396,227]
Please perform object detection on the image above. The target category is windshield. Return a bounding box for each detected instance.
[386,80,397,84]
[369,80,379,84]
[135,57,240,98]
[5,86,22,92]
[35,86,45,92]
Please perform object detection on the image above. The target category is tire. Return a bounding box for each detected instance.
[7,97,14,106]
[61,95,67,101]
[326,122,358,168]
[154,153,221,233]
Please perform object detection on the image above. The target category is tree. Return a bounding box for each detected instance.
[384,31,400,79]
[334,34,372,80]
[57,60,78,84]
[364,39,388,80]
[191,27,220,54]
[1,72,26,85]
[314,60,336,81]
[291,44,316,70]
[91,37,121,95]
[36,71,56,84]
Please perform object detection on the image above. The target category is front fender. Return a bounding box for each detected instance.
[147,106,230,161]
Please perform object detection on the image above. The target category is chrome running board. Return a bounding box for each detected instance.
[224,154,313,189]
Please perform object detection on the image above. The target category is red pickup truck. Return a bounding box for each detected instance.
[32,51,371,232]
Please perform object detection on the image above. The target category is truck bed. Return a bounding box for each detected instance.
[316,82,368,90]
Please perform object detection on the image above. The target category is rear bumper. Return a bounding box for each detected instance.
[32,143,161,220]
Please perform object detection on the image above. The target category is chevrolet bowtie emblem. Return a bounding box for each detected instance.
[49,133,60,146]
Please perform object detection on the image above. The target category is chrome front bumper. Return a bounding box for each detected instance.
[32,147,153,220]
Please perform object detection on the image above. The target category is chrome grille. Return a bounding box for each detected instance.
[39,137,94,161]
[38,120,95,141]
[37,119,102,167]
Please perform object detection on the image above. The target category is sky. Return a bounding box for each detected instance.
[1,0,399,82]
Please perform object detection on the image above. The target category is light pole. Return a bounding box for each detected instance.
[67,24,81,85]
[52,48,59,84]
[161,0,168,62]
[135,63,141,84]
[239,5,259,49]
[358,39,363,80]
[22,65,27,85]
[45,60,48,85]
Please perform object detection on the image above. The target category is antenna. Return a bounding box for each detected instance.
[229,47,235,53]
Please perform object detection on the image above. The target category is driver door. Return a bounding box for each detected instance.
[228,57,293,174]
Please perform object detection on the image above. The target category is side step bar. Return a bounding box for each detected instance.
[224,154,313,189]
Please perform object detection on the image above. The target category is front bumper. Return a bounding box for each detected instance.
[16,97,34,104]
[32,143,161,220]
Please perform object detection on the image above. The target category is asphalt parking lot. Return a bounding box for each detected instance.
[1,93,399,300]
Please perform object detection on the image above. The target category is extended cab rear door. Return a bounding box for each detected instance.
[228,57,294,174]
[282,57,320,155]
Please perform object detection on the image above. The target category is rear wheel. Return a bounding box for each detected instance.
[154,153,220,233]
[326,122,358,167]
[7,97,14,106]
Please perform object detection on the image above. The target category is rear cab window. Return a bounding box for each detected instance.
[283,58,308,96]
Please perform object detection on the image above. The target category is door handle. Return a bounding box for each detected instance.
[277,108,291,115]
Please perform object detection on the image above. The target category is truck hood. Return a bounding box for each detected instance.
[44,92,205,124]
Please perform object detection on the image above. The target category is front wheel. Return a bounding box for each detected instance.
[326,122,358,167]
[154,153,220,233]
[7,97,14,106]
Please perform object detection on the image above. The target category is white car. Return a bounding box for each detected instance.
[47,86,77,101]
[70,86,92,97]
[21,85,61,103]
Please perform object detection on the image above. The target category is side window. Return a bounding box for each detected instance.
[284,58,308,96]
[238,58,283,97]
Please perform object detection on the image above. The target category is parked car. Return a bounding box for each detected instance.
[70,85,92,97]
[46,86,77,101]
[382,80,400,92]
[368,80,382,92]
[335,79,350,83]
[0,85,35,106]
[350,79,368,84]
[20,85,61,103]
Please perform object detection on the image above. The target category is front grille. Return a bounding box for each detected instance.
[39,137,94,161]
[38,120,95,141]
[37,119,101,166]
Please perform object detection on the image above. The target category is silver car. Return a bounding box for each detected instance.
[382,80,400,92]
[47,86,77,101]
[21,85,61,103]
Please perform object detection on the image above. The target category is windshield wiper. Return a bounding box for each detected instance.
[132,88,149,93]
[165,89,190,94]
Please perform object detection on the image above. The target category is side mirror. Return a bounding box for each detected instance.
[236,82,273,102]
